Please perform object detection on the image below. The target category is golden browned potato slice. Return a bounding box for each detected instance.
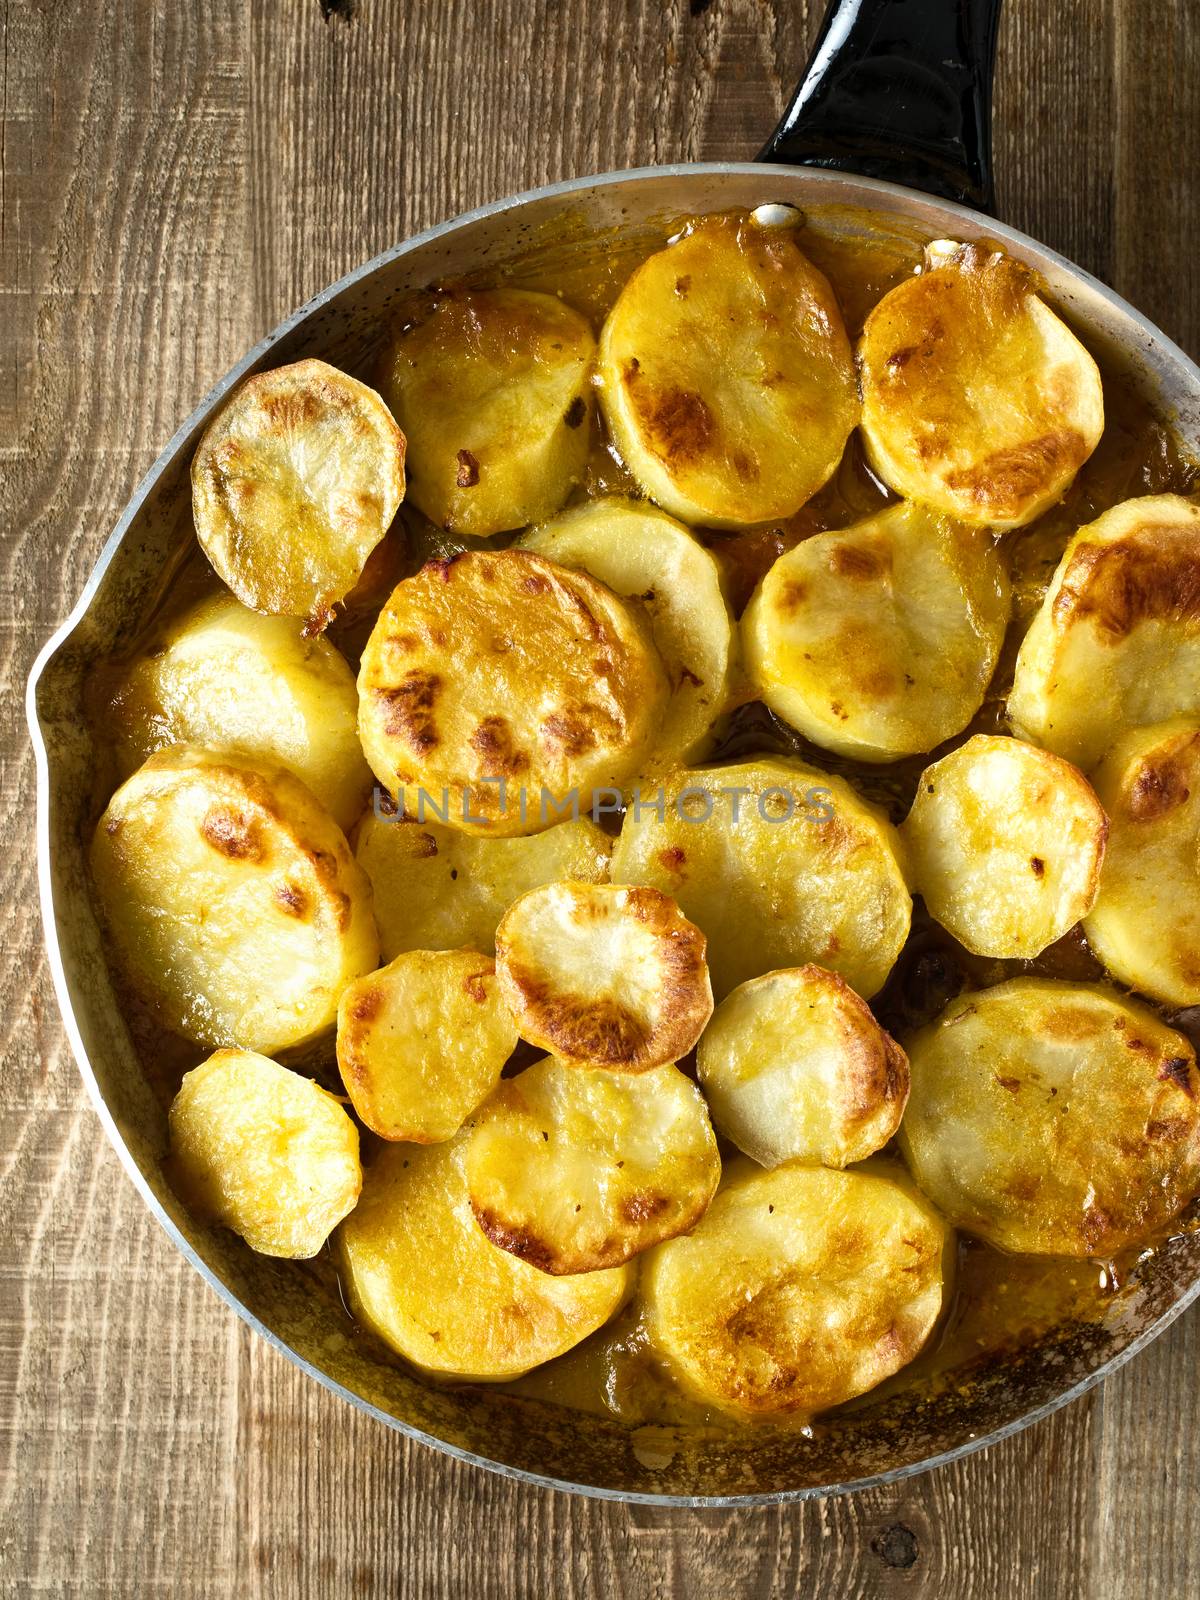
[337,950,518,1143]
[1008,495,1200,769]
[377,288,594,537]
[1084,720,1200,1005]
[90,746,378,1053]
[597,214,859,528]
[104,592,371,831]
[465,1058,720,1274]
[357,549,668,835]
[494,881,712,1069]
[611,759,911,999]
[641,1160,948,1418]
[899,978,1200,1256]
[192,358,405,628]
[742,501,1009,761]
[521,497,733,767]
[355,811,612,959]
[696,966,908,1168]
[169,1049,361,1258]
[338,1139,629,1380]
[902,734,1108,958]
[858,244,1104,528]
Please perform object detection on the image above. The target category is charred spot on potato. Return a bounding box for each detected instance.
[632,384,715,467]
[375,671,441,754]
[274,881,310,919]
[455,449,480,488]
[201,806,267,863]
[563,396,586,429]
[1056,535,1200,640]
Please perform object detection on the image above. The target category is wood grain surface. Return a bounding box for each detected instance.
[3,1,1199,1594]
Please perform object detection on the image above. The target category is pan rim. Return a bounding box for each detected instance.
[25,158,1200,1506]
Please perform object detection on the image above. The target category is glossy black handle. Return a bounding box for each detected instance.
[759,0,1003,213]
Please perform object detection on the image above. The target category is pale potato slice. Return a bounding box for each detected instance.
[465,1058,720,1273]
[521,497,733,767]
[105,592,371,831]
[741,501,1009,761]
[902,735,1108,958]
[494,881,712,1069]
[357,549,668,835]
[338,1138,629,1381]
[1084,720,1200,1005]
[899,978,1200,1256]
[355,811,612,959]
[696,966,908,1168]
[859,244,1103,528]
[192,358,405,628]
[377,288,594,537]
[611,759,911,1000]
[1008,495,1200,770]
[169,1049,361,1258]
[641,1160,948,1417]
[597,214,859,528]
[90,746,378,1053]
[337,950,518,1143]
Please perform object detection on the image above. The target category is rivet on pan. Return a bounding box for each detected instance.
[751,202,804,228]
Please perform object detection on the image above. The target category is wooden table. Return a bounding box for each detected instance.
[3,2,1198,1594]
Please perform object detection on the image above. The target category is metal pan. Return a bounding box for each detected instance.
[26,0,1200,1503]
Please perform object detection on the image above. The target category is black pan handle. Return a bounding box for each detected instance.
[759,0,1003,213]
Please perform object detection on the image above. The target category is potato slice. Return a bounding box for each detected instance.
[899,978,1200,1256]
[697,966,908,1168]
[1008,495,1200,770]
[641,1160,948,1417]
[336,950,518,1142]
[338,1139,629,1380]
[90,746,378,1053]
[521,497,733,767]
[597,214,859,528]
[858,244,1103,528]
[105,592,371,831]
[611,759,911,1000]
[1084,720,1200,1005]
[902,734,1107,958]
[742,501,1009,761]
[357,549,668,835]
[465,1058,720,1273]
[495,881,712,1069]
[377,288,594,537]
[169,1049,361,1258]
[355,811,612,959]
[191,358,405,628]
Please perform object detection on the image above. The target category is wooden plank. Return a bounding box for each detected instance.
[0,1,1196,1595]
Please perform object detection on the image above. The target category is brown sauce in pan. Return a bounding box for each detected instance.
[89,206,1200,1436]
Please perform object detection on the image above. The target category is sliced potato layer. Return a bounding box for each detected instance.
[1009,495,1200,770]
[1084,720,1200,1005]
[900,978,1200,1256]
[495,881,713,1069]
[337,950,518,1143]
[378,288,594,537]
[742,501,1009,761]
[642,1161,948,1417]
[611,759,911,999]
[192,358,405,628]
[338,1139,629,1380]
[355,811,612,959]
[169,1049,361,1258]
[597,214,859,527]
[357,549,668,835]
[859,244,1103,528]
[697,966,908,1168]
[903,735,1107,958]
[105,592,371,831]
[522,497,733,767]
[90,746,378,1053]
[465,1058,720,1274]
